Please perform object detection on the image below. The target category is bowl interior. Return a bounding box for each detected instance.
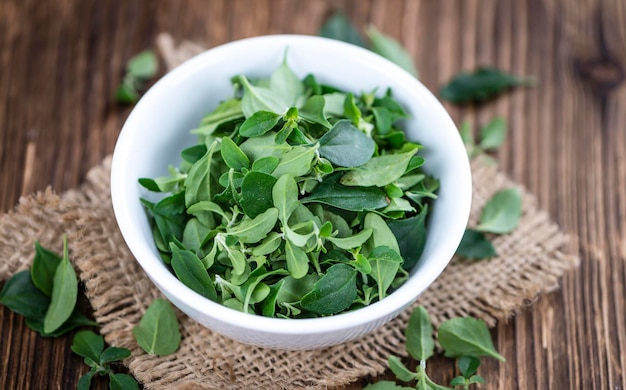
[111,35,471,343]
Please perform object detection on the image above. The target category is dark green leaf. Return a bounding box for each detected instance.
[367,26,418,77]
[438,317,505,361]
[239,110,282,137]
[71,330,105,362]
[319,11,365,47]
[363,380,413,389]
[126,50,158,80]
[44,236,78,334]
[405,306,435,361]
[458,356,481,378]
[170,244,217,301]
[285,239,310,279]
[372,106,393,135]
[275,274,319,304]
[240,171,277,218]
[115,81,139,104]
[181,144,208,164]
[220,137,250,170]
[455,229,497,259]
[100,347,132,365]
[261,279,285,317]
[303,173,389,211]
[77,371,95,390]
[31,241,62,296]
[108,372,139,390]
[300,263,357,315]
[475,188,522,234]
[26,308,97,337]
[440,67,535,104]
[367,246,403,299]
[184,141,217,207]
[0,270,50,319]
[318,120,375,167]
[388,205,428,270]
[449,376,467,386]
[132,298,181,356]
[388,355,418,382]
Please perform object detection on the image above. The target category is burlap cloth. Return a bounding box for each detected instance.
[0,35,579,389]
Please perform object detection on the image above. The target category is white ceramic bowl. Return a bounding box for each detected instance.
[111,34,471,350]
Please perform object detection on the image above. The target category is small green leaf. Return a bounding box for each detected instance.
[479,117,507,151]
[227,208,279,244]
[319,11,365,47]
[270,57,305,106]
[405,306,435,361]
[170,244,217,301]
[0,270,50,319]
[458,356,481,378]
[26,308,97,337]
[108,372,140,390]
[327,228,373,250]
[100,347,132,365]
[252,232,283,256]
[71,330,105,362]
[115,80,139,104]
[44,236,78,334]
[455,229,497,259]
[303,174,389,212]
[239,110,282,137]
[31,241,62,296]
[449,376,467,386]
[272,145,317,178]
[273,174,300,222]
[77,371,95,390]
[240,171,277,218]
[340,147,417,187]
[438,317,505,361]
[469,375,486,384]
[318,120,375,167]
[367,246,403,300]
[300,263,357,315]
[126,50,158,80]
[299,95,332,128]
[440,67,535,104]
[363,380,413,389]
[367,26,418,77]
[388,205,429,270]
[220,137,250,170]
[285,239,310,279]
[184,140,217,208]
[237,75,288,117]
[388,355,418,382]
[476,188,522,234]
[132,298,181,356]
[363,213,400,256]
[251,156,280,174]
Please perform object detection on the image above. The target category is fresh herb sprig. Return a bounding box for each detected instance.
[133,298,181,356]
[116,50,158,104]
[0,236,96,336]
[440,67,535,105]
[364,306,504,390]
[139,58,437,318]
[72,330,138,390]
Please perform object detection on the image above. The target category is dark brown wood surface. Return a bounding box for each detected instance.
[1,0,625,389]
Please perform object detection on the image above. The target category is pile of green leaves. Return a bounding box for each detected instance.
[139,58,438,318]
[365,306,504,390]
[0,236,96,336]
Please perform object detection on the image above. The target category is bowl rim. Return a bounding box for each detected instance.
[111,34,472,338]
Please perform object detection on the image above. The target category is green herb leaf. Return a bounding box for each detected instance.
[237,75,287,117]
[303,173,389,211]
[388,205,429,270]
[449,376,466,386]
[115,80,139,104]
[362,213,400,256]
[71,330,105,362]
[299,95,332,128]
[469,374,486,384]
[479,117,507,151]
[184,141,217,208]
[455,229,497,259]
[100,347,131,365]
[319,11,365,47]
[388,355,418,382]
[318,120,375,167]
[108,372,139,390]
[0,270,50,319]
[44,236,78,334]
[440,67,535,104]
[327,228,373,250]
[367,246,403,300]
[26,308,97,337]
[239,110,282,137]
[126,50,158,80]
[31,241,62,296]
[270,58,305,106]
[77,371,95,390]
[220,137,250,170]
[132,298,181,356]
[272,145,317,178]
[251,156,280,174]
[367,26,418,77]
[475,188,522,234]
[285,239,310,279]
[458,356,481,378]
[170,244,217,301]
[240,171,278,218]
[438,317,505,361]
[273,174,300,222]
[363,380,413,389]
[300,263,357,315]
[340,147,417,187]
[405,306,435,361]
[227,207,279,244]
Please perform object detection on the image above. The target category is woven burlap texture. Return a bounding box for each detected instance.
[0,35,579,389]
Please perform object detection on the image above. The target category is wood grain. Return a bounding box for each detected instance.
[1,0,625,388]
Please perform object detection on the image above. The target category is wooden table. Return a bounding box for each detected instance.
[1,1,624,388]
